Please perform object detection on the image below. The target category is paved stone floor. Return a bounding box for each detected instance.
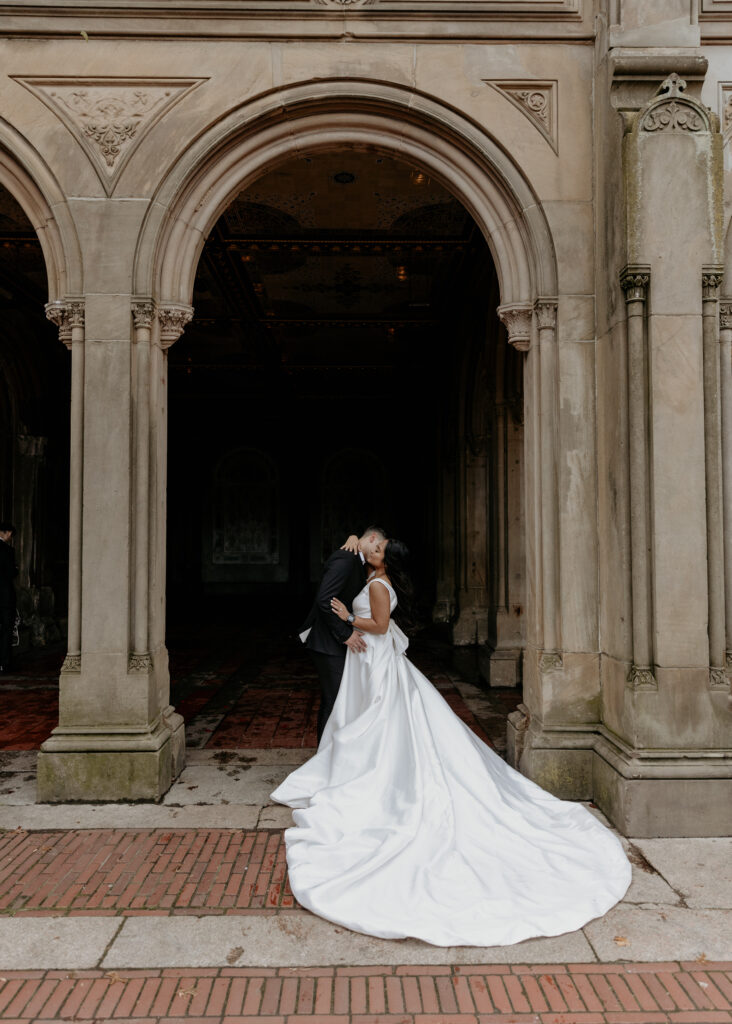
[1,626,731,1022]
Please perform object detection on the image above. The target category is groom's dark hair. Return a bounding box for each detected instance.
[361,525,387,539]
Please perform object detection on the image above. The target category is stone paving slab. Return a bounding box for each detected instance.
[0,918,122,970]
[0,962,730,1021]
[104,913,598,968]
[583,904,732,963]
[162,764,289,807]
[635,839,732,909]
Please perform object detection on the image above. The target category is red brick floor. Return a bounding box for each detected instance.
[0,630,515,752]
[0,829,293,916]
[0,963,730,1021]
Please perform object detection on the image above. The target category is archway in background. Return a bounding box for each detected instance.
[134,81,557,748]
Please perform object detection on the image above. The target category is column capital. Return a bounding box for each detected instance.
[132,300,156,332]
[702,266,724,301]
[620,265,651,302]
[497,302,532,352]
[720,301,732,331]
[534,297,558,331]
[157,303,193,348]
[45,298,85,349]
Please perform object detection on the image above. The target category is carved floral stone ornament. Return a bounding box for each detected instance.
[709,667,730,692]
[132,301,156,332]
[45,299,85,349]
[13,77,205,194]
[129,653,153,673]
[313,0,376,7]
[62,654,82,673]
[484,81,558,153]
[157,304,194,348]
[627,664,657,691]
[534,298,558,331]
[497,303,532,352]
[539,651,562,673]
[619,265,650,303]
[639,74,711,135]
[720,302,732,331]
[702,268,724,300]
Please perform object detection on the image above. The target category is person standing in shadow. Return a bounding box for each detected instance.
[0,522,17,674]
[299,526,387,742]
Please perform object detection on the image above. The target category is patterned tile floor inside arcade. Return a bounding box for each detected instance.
[0,621,520,753]
[2,621,731,1023]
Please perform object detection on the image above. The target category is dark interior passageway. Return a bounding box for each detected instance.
[166,150,498,625]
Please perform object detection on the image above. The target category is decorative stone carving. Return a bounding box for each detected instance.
[62,654,81,673]
[719,83,732,140]
[720,302,732,331]
[132,301,155,331]
[157,304,193,348]
[639,74,711,135]
[539,651,562,672]
[710,667,730,691]
[497,303,532,352]
[702,267,724,299]
[128,653,152,672]
[534,299,558,331]
[45,299,85,349]
[727,651,732,669]
[485,81,558,153]
[313,0,376,6]
[627,665,658,691]
[13,77,205,194]
[620,265,651,302]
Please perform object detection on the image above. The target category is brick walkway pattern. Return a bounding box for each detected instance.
[0,830,293,916]
[0,963,730,1022]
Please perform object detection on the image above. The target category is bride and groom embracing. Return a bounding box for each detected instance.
[272,526,631,948]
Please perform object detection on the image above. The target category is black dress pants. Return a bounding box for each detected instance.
[310,649,346,742]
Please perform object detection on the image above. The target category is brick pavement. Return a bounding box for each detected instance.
[0,962,730,1021]
[0,829,293,916]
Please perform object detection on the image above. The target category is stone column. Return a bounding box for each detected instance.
[619,266,655,690]
[701,269,727,689]
[592,71,732,836]
[482,324,525,686]
[36,296,190,802]
[45,299,84,671]
[534,299,561,669]
[721,300,732,670]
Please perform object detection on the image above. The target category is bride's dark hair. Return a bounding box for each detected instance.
[383,538,417,633]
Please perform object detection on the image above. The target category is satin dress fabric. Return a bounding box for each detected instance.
[271,579,631,947]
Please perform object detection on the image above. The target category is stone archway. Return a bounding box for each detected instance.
[38,80,564,803]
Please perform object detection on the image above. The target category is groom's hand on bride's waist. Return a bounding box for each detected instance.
[344,630,367,653]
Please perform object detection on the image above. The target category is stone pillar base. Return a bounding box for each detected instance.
[451,605,489,646]
[593,732,732,838]
[510,718,732,837]
[479,645,522,687]
[37,715,186,803]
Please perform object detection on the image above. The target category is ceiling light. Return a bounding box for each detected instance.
[410,170,430,186]
[396,266,408,282]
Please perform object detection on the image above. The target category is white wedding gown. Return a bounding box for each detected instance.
[271,578,631,947]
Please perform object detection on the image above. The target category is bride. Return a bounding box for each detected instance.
[271,537,631,947]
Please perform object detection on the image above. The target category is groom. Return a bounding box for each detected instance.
[301,525,387,740]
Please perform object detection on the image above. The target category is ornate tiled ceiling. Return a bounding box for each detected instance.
[179,151,489,384]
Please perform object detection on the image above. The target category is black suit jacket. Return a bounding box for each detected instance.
[301,549,367,657]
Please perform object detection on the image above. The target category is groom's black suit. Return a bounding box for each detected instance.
[301,549,367,740]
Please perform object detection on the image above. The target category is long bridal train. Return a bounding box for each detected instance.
[271,578,631,948]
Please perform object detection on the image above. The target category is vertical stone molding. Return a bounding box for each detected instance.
[45,298,85,673]
[157,304,193,348]
[619,266,656,691]
[497,303,533,352]
[534,298,561,663]
[720,299,732,677]
[701,268,726,690]
[131,301,156,669]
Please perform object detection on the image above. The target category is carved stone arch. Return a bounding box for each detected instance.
[0,119,82,300]
[133,79,558,310]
